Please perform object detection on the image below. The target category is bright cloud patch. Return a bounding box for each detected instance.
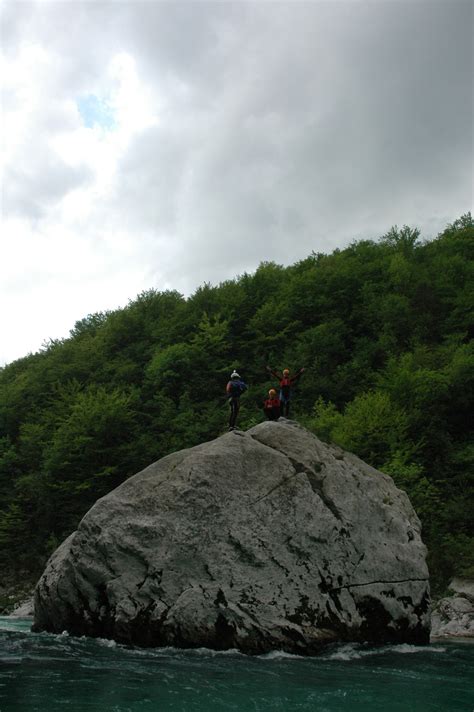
[77,94,116,130]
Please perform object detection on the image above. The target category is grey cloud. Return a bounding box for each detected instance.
[3,0,472,290]
[1,1,124,92]
[116,123,195,233]
[3,153,92,221]
[143,6,471,278]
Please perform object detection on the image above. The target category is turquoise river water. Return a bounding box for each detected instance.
[0,616,472,711]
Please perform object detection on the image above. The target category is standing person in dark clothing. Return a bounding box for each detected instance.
[266,365,305,417]
[263,388,281,420]
[226,370,247,430]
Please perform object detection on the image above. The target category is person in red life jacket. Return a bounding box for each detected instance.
[263,388,281,420]
[266,365,305,417]
[226,370,247,430]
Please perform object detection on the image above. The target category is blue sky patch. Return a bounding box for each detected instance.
[77,94,116,130]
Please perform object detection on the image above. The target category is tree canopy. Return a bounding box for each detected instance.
[1,215,472,593]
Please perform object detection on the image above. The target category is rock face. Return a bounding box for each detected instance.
[431,579,474,638]
[34,420,430,652]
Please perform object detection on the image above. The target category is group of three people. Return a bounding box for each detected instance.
[226,366,305,430]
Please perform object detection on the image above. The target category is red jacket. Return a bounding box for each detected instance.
[267,368,304,398]
[264,397,281,410]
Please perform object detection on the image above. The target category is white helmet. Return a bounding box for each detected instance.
[231,370,240,379]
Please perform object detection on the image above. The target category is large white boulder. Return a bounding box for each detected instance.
[33,420,430,652]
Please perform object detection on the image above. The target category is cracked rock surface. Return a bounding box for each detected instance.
[33,420,430,652]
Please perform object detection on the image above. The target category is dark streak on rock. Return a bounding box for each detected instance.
[214,588,228,608]
[329,577,429,593]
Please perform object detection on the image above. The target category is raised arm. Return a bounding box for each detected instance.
[266,365,282,380]
[290,367,306,384]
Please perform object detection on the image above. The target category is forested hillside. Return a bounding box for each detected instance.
[1,215,472,593]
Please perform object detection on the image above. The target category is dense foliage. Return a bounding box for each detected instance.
[1,215,472,593]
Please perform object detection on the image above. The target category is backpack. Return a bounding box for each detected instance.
[228,380,244,397]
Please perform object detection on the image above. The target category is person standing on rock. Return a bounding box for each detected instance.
[226,370,247,430]
[266,365,305,417]
[263,388,281,420]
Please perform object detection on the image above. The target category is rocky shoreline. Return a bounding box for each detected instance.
[0,577,36,617]
[430,579,474,639]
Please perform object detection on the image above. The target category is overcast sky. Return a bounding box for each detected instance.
[1,0,472,366]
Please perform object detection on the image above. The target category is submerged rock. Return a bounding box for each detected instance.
[33,420,430,652]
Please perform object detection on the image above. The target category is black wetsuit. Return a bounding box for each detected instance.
[226,379,247,428]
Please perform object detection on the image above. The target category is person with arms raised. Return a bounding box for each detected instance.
[266,365,305,417]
